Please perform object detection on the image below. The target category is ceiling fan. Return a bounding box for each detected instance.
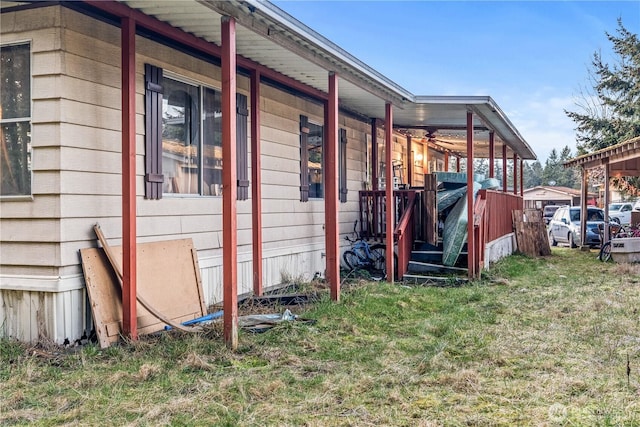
[423,130,457,146]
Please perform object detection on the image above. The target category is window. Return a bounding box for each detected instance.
[299,115,324,201]
[144,64,248,199]
[308,122,324,199]
[1,42,31,197]
[162,76,221,196]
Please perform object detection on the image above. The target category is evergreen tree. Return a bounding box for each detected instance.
[558,146,579,188]
[565,19,640,153]
[542,149,561,186]
[524,160,543,189]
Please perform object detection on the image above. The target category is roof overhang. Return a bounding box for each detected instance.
[2,0,537,160]
[564,136,640,176]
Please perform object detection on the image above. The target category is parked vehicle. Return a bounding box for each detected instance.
[548,206,606,248]
[542,205,563,225]
[608,202,634,225]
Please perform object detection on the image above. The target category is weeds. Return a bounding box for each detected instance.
[2,247,640,425]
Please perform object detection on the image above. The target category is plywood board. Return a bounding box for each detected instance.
[80,239,207,348]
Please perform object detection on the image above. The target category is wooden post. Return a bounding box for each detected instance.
[221,16,238,350]
[444,152,449,172]
[250,69,263,297]
[121,16,137,340]
[513,153,518,195]
[580,164,588,249]
[604,162,610,243]
[502,144,508,192]
[489,131,495,178]
[326,72,340,301]
[466,111,476,279]
[424,173,438,246]
[371,119,378,190]
[406,135,412,187]
[385,103,394,282]
[520,158,524,195]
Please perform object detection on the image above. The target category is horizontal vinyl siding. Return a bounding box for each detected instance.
[1,7,64,276]
[2,5,374,288]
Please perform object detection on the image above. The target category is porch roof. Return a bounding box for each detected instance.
[564,136,640,175]
[3,0,536,160]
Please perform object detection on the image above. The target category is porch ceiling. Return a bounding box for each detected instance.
[2,0,536,160]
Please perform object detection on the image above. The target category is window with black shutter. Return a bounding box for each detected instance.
[144,64,249,198]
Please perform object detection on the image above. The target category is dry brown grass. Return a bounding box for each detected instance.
[2,248,640,425]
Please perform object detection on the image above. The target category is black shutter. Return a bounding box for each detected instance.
[339,128,348,203]
[300,115,310,202]
[236,93,249,200]
[144,64,164,199]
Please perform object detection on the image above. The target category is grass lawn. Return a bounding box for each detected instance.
[2,247,640,426]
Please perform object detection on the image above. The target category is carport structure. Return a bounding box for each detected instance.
[564,136,640,246]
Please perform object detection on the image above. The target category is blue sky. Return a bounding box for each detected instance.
[273,1,640,163]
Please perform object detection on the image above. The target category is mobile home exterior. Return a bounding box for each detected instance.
[0,0,536,344]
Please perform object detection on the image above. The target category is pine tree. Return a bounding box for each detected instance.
[524,160,543,189]
[565,19,640,153]
[558,146,579,188]
[542,149,561,186]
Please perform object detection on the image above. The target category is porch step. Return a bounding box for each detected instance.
[411,250,468,263]
[402,273,469,285]
[407,260,468,275]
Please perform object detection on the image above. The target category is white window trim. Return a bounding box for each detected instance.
[1,40,33,200]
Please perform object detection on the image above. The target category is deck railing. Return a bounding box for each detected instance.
[394,191,417,279]
[358,188,522,278]
[358,190,420,241]
[482,190,522,242]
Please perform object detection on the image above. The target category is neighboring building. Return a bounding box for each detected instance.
[1,0,536,344]
[523,186,597,209]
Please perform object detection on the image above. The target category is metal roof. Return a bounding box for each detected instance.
[2,0,537,160]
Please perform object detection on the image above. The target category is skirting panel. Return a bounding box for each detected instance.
[1,245,326,343]
[484,232,517,269]
[1,286,90,345]
[200,245,325,307]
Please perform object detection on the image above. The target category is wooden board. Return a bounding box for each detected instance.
[423,174,438,246]
[80,239,207,348]
[512,209,552,257]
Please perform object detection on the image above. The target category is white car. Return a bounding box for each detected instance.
[608,202,634,225]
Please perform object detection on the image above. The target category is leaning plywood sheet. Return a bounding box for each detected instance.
[80,239,207,348]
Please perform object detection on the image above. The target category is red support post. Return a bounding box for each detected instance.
[456,156,461,172]
[251,69,263,297]
[444,153,449,172]
[604,162,610,242]
[221,16,238,350]
[489,131,495,178]
[513,153,518,195]
[406,135,412,187]
[466,111,476,279]
[385,103,394,283]
[520,158,524,195]
[502,144,508,192]
[371,119,378,190]
[121,16,137,340]
[326,72,340,301]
